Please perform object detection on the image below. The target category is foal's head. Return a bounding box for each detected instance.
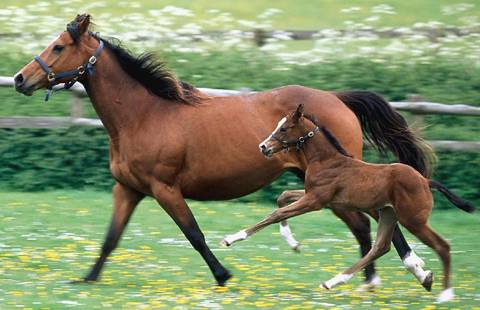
[14,14,97,97]
[259,103,316,157]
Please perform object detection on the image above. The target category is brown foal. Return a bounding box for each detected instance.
[222,103,475,302]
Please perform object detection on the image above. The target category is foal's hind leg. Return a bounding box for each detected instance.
[277,190,305,251]
[368,210,428,288]
[402,222,452,302]
[277,190,380,286]
[333,210,380,287]
[322,207,397,290]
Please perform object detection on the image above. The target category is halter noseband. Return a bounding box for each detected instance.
[271,126,319,153]
[34,40,104,101]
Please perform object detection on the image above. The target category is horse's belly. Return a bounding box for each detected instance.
[180,169,286,201]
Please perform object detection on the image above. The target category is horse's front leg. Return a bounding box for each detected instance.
[79,182,145,282]
[277,189,305,251]
[153,184,232,286]
[221,194,318,246]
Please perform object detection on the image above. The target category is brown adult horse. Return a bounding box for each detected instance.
[14,14,434,287]
[223,104,475,302]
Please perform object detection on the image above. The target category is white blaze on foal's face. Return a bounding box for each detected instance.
[259,117,287,148]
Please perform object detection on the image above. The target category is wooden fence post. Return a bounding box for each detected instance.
[70,94,84,119]
[406,94,425,129]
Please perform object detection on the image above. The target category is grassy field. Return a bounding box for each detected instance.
[0,190,479,309]
[2,0,480,31]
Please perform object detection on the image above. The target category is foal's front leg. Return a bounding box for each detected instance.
[277,190,305,251]
[221,194,319,246]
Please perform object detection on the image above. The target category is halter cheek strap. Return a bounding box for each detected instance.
[271,126,319,153]
[34,40,104,101]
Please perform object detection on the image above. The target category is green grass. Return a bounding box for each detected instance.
[0,190,479,309]
[1,0,479,31]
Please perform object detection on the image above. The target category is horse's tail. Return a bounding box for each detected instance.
[429,180,476,213]
[336,90,436,178]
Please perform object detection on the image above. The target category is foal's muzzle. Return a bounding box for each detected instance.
[259,144,273,158]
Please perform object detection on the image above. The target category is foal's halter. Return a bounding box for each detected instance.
[34,40,104,101]
[272,126,319,153]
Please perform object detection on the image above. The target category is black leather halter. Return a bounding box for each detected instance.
[271,126,319,153]
[34,40,104,101]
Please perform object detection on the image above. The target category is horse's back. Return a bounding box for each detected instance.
[211,85,363,158]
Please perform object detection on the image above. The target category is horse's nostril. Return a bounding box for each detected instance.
[14,73,24,87]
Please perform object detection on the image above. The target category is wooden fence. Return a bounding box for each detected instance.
[1,75,480,150]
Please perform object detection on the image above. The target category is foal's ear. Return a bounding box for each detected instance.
[293,103,305,122]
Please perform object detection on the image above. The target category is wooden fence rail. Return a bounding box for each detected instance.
[1,76,480,150]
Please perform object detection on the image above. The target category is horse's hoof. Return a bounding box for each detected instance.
[70,278,97,285]
[293,244,301,252]
[320,283,330,290]
[216,270,233,287]
[421,271,434,292]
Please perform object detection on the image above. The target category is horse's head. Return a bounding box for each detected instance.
[14,14,102,101]
[259,103,317,157]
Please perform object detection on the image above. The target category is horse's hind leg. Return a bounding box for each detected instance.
[322,207,397,290]
[154,185,232,286]
[79,182,145,282]
[277,190,305,251]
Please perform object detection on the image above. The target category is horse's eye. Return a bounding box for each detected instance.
[52,45,65,53]
[280,128,288,133]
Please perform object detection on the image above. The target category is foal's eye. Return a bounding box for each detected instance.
[52,45,65,53]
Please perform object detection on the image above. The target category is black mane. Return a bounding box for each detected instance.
[304,114,353,158]
[66,21,202,104]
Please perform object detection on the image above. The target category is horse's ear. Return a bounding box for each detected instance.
[74,14,91,35]
[293,103,305,122]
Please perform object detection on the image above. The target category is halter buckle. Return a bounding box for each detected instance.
[89,55,97,65]
[47,73,55,82]
[308,131,315,138]
[78,66,86,75]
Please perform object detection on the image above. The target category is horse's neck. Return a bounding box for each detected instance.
[81,48,156,139]
[301,127,344,164]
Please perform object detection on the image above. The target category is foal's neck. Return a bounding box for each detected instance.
[300,122,348,164]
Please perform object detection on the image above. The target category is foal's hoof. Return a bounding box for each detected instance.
[219,239,231,247]
[421,271,434,292]
[436,288,454,303]
[357,274,381,292]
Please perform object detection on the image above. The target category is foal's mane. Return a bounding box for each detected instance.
[66,17,202,105]
[303,114,353,158]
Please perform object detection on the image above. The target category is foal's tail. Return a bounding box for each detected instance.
[429,180,476,213]
[336,90,436,178]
